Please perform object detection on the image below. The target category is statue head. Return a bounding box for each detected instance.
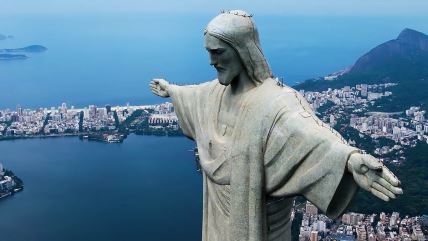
[204,10,273,86]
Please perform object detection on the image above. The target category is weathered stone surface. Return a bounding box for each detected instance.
[149,10,402,241]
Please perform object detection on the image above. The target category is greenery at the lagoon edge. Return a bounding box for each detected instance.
[2,169,24,191]
[117,109,184,137]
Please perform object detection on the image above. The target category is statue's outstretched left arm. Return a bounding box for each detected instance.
[347,152,403,201]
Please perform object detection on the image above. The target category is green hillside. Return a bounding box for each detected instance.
[295,28,428,112]
[296,28,428,216]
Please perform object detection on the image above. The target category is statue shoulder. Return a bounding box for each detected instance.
[259,79,314,116]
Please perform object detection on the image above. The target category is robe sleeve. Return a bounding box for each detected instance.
[168,84,200,140]
[264,107,360,219]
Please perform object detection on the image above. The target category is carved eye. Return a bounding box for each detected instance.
[209,49,225,55]
[216,49,225,54]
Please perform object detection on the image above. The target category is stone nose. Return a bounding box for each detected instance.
[209,53,218,66]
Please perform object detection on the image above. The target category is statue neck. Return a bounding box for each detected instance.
[229,71,256,95]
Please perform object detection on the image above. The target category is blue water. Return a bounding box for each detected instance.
[0,135,201,241]
[1,12,428,241]
[1,13,428,109]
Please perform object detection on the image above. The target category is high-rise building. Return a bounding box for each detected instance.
[416,125,423,133]
[306,202,318,216]
[393,127,402,141]
[16,105,23,116]
[83,108,90,119]
[98,108,107,119]
[329,115,335,126]
[350,213,359,225]
[380,212,386,223]
[361,84,368,97]
[89,105,97,118]
[342,213,351,225]
[310,231,318,241]
[105,105,112,114]
[390,212,400,227]
[414,111,425,122]
[357,226,367,241]
[317,220,326,232]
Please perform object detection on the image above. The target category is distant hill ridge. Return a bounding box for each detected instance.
[350,28,428,74]
[295,28,428,111]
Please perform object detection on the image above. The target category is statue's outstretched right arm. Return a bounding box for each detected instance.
[150,78,171,98]
[150,78,212,140]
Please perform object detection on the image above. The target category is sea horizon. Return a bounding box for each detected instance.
[2,13,428,109]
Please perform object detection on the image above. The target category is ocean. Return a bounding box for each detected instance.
[1,13,428,109]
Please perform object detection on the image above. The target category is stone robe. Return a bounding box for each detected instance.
[169,78,359,241]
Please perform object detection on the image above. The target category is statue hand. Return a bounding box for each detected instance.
[347,153,403,201]
[150,78,170,98]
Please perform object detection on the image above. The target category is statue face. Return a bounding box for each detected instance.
[204,34,244,86]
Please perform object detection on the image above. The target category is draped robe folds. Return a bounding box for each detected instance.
[169,78,359,241]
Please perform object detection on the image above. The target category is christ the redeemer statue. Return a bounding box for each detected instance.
[150,10,402,241]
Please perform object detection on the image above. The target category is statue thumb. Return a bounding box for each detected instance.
[365,156,382,170]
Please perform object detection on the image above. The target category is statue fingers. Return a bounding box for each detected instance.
[150,87,161,96]
[375,177,403,195]
[372,182,396,199]
[370,188,390,202]
[152,78,163,84]
[149,85,157,92]
[149,85,158,92]
[379,166,400,187]
[353,174,371,192]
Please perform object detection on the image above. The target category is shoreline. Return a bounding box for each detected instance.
[0,187,24,200]
[0,131,184,143]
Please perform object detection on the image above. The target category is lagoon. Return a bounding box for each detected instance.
[0,135,201,241]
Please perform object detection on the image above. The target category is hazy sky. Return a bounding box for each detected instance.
[2,0,428,16]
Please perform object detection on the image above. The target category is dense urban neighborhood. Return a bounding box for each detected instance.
[1,81,428,240]
[301,83,428,165]
[295,201,427,241]
[0,102,181,143]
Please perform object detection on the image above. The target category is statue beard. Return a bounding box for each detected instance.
[217,69,240,86]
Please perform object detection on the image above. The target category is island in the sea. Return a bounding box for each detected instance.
[0,54,29,60]
[0,45,48,53]
[0,45,47,60]
[0,34,13,40]
[0,163,24,200]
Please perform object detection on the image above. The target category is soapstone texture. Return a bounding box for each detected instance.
[149,10,402,241]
